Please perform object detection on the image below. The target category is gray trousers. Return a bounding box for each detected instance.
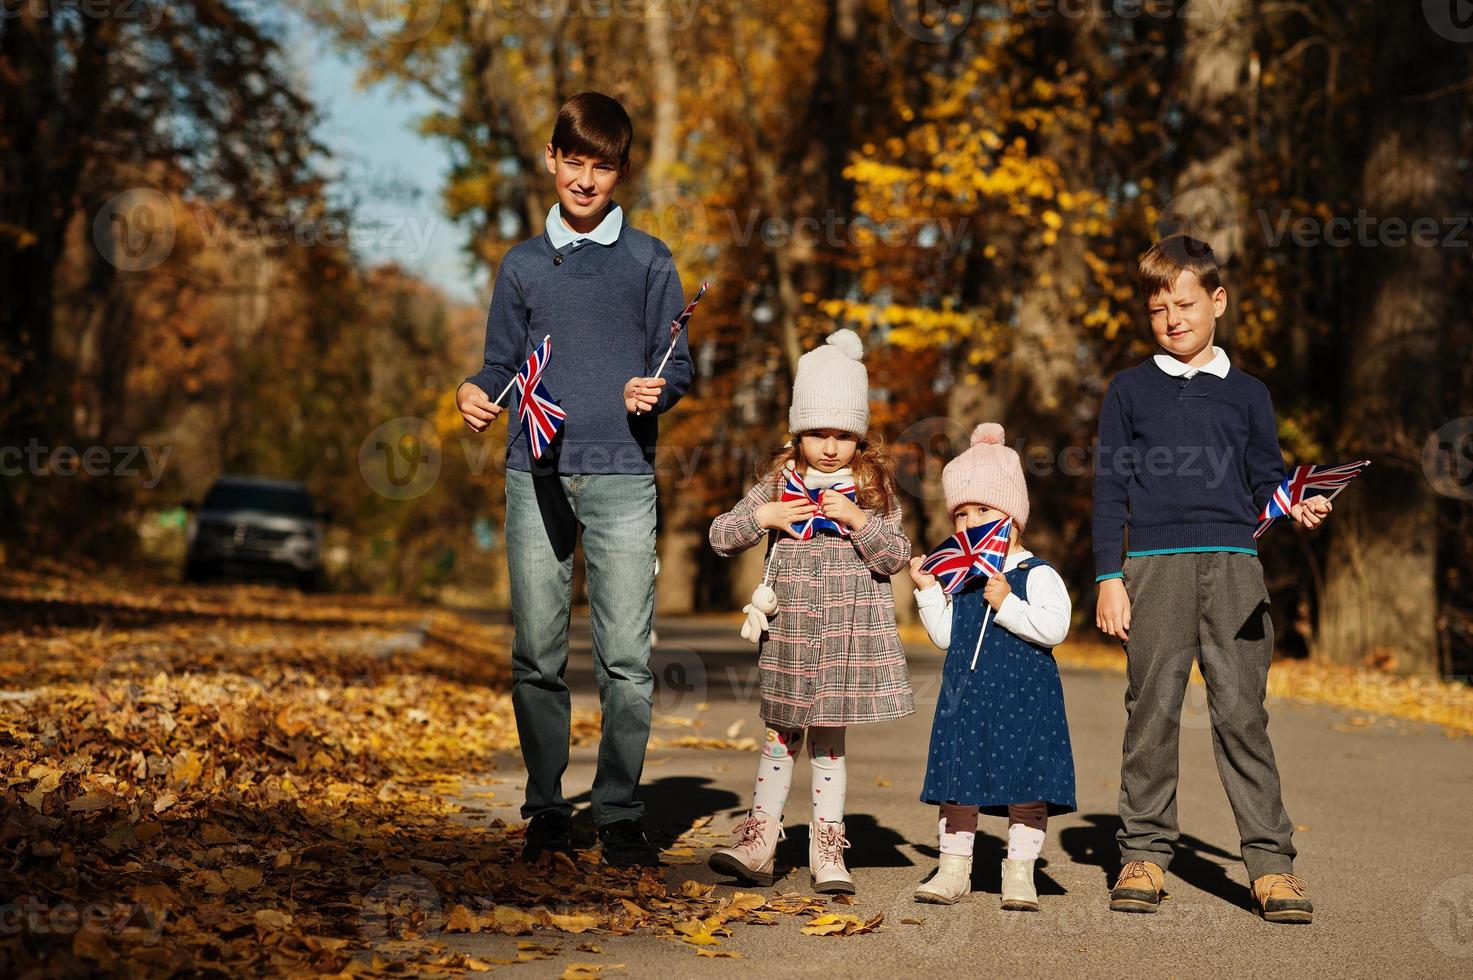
[1116,551,1296,881]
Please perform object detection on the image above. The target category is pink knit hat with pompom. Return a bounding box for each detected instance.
[941,422,1030,530]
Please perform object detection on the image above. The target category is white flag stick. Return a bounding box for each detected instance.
[635,343,677,418]
[651,337,679,382]
[493,335,549,407]
[969,604,993,671]
[637,282,708,416]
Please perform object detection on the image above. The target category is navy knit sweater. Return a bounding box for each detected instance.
[462,222,692,475]
[1091,358,1286,580]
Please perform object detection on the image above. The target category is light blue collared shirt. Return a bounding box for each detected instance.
[544,202,623,252]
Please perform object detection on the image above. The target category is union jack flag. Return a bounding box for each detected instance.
[514,336,566,461]
[920,518,1013,595]
[668,281,708,345]
[780,468,858,539]
[1254,459,1370,538]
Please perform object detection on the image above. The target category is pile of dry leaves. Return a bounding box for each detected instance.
[0,565,873,977]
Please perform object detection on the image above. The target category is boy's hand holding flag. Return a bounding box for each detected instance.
[1255,459,1370,538]
[633,281,708,416]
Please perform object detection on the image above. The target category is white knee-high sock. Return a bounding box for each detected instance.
[752,728,800,820]
[939,817,976,857]
[1007,823,1046,861]
[808,727,847,824]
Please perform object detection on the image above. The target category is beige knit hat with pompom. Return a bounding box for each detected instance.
[941,422,1030,530]
[788,328,869,436]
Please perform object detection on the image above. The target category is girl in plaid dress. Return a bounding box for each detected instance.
[706,329,914,895]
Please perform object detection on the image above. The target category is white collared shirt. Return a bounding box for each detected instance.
[545,202,623,252]
[912,548,1072,650]
[1153,344,1231,380]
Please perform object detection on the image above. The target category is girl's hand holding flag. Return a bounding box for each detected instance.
[754,499,820,540]
[819,488,867,532]
[982,571,1012,611]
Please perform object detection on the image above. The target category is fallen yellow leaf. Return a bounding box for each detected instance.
[548,911,603,934]
[680,880,716,900]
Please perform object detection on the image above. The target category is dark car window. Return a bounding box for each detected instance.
[203,484,315,517]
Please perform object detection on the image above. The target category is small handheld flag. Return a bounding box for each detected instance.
[919,518,1012,595]
[638,281,709,416]
[781,468,858,539]
[1254,459,1370,538]
[920,518,1013,670]
[513,336,566,461]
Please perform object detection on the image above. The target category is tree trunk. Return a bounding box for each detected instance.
[1314,12,1465,676]
[1165,0,1253,341]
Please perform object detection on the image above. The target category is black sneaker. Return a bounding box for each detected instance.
[597,819,661,868]
[521,810,574,863]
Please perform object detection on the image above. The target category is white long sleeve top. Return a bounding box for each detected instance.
[913,548,1072,650]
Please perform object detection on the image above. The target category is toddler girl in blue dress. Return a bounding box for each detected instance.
[908,423,1077,910]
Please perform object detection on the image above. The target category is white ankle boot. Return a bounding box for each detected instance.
[1001,858,1039,911]
[810,820,854,894]
[914,853,972,904]
[708,810,783,885]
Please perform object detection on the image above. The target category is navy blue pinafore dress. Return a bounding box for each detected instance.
[919,556,1077,816]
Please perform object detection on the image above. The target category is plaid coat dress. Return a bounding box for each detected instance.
[709,464,917,730]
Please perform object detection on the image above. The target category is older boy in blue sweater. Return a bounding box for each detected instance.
[1093,235,1330,923]
[457,92,692,868]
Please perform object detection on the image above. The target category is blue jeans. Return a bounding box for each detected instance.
[504,467,657,826]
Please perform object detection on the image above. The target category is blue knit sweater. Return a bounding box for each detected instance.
[463,221,692,475]
[1091,358,1286,580]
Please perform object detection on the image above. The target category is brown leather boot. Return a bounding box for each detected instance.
[1109,859,1165,913]
[1252,873,1313,924]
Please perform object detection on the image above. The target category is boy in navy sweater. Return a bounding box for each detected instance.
[1093,235,1330,923]
[457,92,692,868]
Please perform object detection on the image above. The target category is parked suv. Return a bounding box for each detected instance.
[184,476,328,590]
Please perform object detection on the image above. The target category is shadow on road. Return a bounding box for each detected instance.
[775,813,916,875]
[567,775,740,846]
[1057,812,1254,911]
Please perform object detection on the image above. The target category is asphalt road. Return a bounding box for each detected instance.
[444,614,1473,978]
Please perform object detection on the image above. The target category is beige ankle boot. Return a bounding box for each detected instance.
[1001,858,1039,911]
[707,811,783,886]
[914,853,972,904]
[810,819,854,894]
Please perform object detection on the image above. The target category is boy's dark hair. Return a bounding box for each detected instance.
[550,92,633,165]
[1138,234,1222,301]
